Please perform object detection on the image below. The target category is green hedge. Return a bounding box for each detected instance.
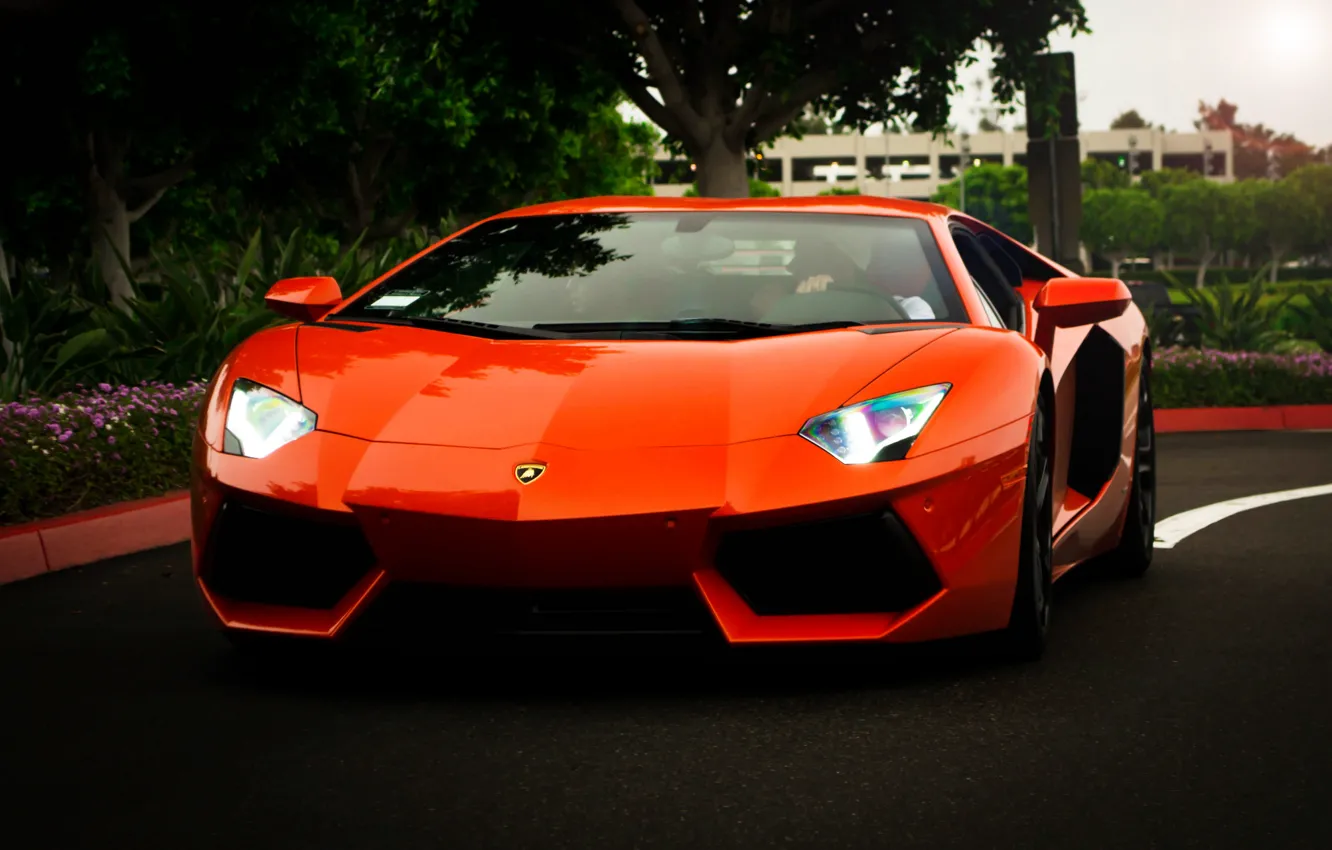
[1,382,205,526]
[1154,348,1332,408]
[1104,267,1332,286]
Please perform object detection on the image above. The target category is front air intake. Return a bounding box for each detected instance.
[204,501,376,609]
[714,510,942,616]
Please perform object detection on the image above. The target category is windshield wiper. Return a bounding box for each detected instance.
[530,318,867,336]
[327,314,563,340]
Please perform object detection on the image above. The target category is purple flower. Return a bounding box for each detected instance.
[107,435,117,446]
[47,422,61,433]
[111,452,121,461]
[58,431,72,443]
[92,415,105,428]
[98,383,112,392]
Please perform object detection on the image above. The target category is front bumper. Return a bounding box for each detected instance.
[191,418,1030,645]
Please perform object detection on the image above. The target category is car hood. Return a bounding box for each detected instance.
[293,323,958,449]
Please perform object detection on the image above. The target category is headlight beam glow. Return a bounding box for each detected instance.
[799,383,951,464]
[223,378,317,459]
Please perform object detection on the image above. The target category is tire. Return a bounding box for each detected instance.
[1100,347,1157,578]
[998,391,1055,662]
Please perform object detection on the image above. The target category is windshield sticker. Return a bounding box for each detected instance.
[368,293,424,309]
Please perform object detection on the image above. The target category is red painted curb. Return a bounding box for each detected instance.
[1156,404,1332,433]
[0,491,190,587]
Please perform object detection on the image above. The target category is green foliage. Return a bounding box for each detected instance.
[1081,189,1163,272]
[1290,285,1332,352]
[0,224,451,401]
[683,179,780,197]
[1153,348,1332,408]
[1166,266,1296,352]
[930,164,1032,243]
[818,187,862,195]
[1082,159,1131,190]
[1138,168,1203,199]
[1109,109,1151,130]
[0,382,206,526]
[517,1,1089,194]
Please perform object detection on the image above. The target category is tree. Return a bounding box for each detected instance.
[515,0,1089,197]
[1109,109,1150,130]
[1138,167,1202,199]
[978,116,1002,132]
[1248,179,1320,282]
[1082,158,1131,190]
[683,178,780,197]
[0,1,333,307]
[1080,189,1163,278]
[1161,180,1227,287]
[1287,164,1332,264]
[265,2,659,244]
[931,164,1032,244]
[1197,99,1316,180]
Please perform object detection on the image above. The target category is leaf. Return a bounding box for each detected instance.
[53,328,111,374]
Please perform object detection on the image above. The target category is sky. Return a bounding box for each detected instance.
[621,0,1332,147]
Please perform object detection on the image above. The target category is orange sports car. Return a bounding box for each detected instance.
[190,196,1155,661]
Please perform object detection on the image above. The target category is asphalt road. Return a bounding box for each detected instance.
[2,431,1331,850]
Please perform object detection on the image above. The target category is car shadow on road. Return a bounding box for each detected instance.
[201,565,1123,706]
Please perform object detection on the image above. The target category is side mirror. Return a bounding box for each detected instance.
[264,276,343,322]
[1033,277,1132,328]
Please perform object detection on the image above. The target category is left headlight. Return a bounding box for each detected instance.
[223,378,317,459]
[799,383,951,464]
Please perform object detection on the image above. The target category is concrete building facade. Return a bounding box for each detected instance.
[650,128,1236,199]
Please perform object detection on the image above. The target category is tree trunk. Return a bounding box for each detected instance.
[1268,247,1283,283]
[1109,256,1123,279]
[1195,240,1214,288]
[694,136,750,198]
[89,169,134,308]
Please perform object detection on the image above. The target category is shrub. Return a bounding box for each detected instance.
[0,381,207,526]
[682,178,780,197]
[1153,348,1332,408]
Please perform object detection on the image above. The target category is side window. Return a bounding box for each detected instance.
[950,227,1024,332]
[974,285,1006,329]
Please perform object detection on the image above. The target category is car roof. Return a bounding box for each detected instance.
[487,194,953,222]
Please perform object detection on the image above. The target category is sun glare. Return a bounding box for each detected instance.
[1262,10,1317,61]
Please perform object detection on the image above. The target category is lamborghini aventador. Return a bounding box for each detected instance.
[190,195,1155,661]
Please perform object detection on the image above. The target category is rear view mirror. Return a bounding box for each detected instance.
[661,233,736,263]
[1033,277,1132,328]
[264,276,344,322]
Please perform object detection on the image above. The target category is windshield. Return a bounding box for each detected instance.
[335,212,966,337]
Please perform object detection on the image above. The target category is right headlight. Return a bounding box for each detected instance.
[223,378,317,459]
[799,383,951,464]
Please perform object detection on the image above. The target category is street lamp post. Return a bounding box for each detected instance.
[1127,135,1138,180]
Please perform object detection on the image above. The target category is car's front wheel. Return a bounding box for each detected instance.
[998,392,1054,662]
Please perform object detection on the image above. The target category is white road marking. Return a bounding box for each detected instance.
[1154,483,1332,549]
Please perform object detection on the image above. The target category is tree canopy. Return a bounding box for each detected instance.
[930,164,1032,244]
[511,0,1089,196]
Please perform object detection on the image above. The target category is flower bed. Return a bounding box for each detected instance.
[1,381,207,526]
[1154,348,1332,408]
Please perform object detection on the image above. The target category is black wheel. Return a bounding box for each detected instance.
[1102,348,1157,577]
[998,392,1055,662]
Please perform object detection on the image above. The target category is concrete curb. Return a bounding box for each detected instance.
[1156,404,1332,433]
[0,492,190,587]
[2,403,1331,586]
